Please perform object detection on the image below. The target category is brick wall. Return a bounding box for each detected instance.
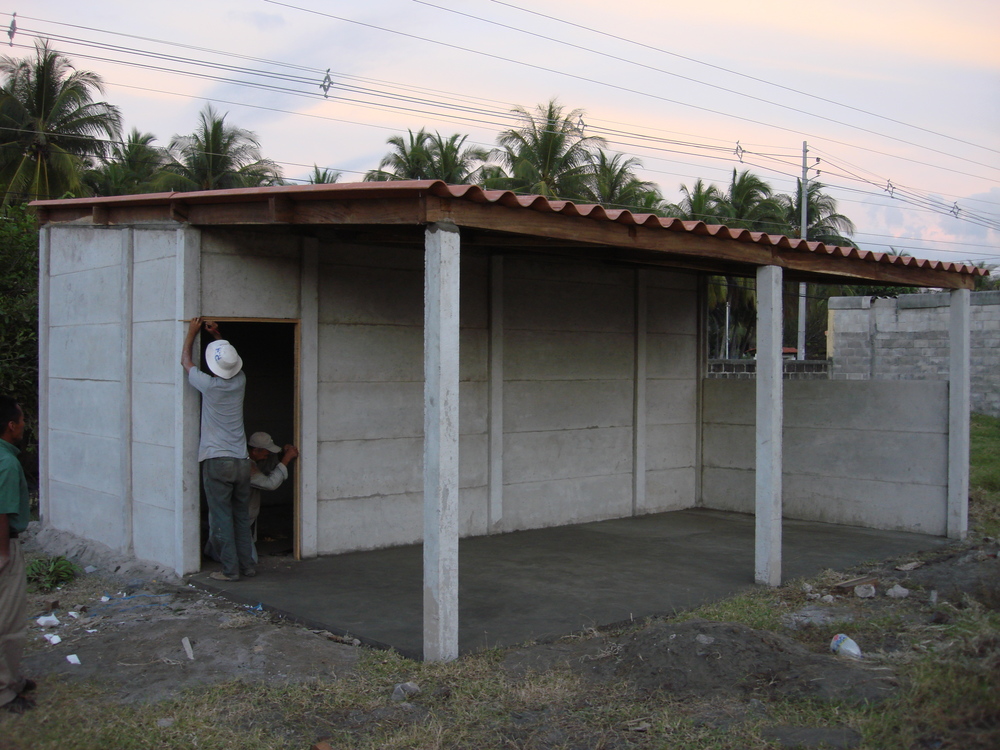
[827,291,1000,417]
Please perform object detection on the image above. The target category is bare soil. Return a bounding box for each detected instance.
[18,523,1000,715]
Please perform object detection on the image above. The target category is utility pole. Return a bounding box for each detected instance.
[797,142,809,360]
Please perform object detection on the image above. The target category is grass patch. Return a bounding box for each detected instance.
[970,412,1000,538]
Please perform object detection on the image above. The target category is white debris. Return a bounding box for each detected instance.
[44,634,62,645]
[886,584,910,599]
[820,594,835,603]
[182,636,195,660]
[36,615,60,628]
[66,654,81,665]
[854,584,876,599]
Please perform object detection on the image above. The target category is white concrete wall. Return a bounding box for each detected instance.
[501,257,636,529]
[315,244,488,553]
[644,271,700,513]
[45,226,132,551]
[131,228,185,566]
[701,379,949,535]
[44,223,702,562]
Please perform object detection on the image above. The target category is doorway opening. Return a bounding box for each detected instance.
[198,320,299,564]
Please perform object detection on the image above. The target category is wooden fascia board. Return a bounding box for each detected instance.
[432,197,973,290]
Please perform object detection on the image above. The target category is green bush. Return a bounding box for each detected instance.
[26,555,81,592]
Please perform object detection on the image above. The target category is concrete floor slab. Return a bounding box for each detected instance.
[190,509,948,659]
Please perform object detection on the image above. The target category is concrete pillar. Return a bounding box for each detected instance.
[174,226,202,576]
[632,270,647,515]
[37,226,51,526]
[488,254,504,530]
[120,228,135,555]
[299,238,320,558]
[948,288,970,539]
[423,222,461,662]
[755,265,783,586]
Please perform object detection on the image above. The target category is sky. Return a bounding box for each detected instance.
[9,0,1000,267]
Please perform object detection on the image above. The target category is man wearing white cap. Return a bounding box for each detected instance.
[181,318,254,582]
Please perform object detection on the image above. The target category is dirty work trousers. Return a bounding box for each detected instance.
[202,457,254,578]
[0,538,27,706]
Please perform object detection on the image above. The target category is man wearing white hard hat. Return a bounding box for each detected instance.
[181,318,254,582]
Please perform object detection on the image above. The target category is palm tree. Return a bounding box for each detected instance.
[163,105,282,191]
[661,179,723,223]
[492,99,606,200]
[85,128,167,196]
[365,129,433,181]
[365,130,488,183]
[307,165,341,184]
[717,169,786,233]
[779,179,856,245]
[0,39,122,204]
[425,132,489,184]
[581,150,661,210]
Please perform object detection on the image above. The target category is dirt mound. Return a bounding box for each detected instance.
[25,523,181,586]
[899,546,1000,609]
[503,619,897,705]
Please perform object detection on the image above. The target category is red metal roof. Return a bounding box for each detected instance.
[31,180,986,281]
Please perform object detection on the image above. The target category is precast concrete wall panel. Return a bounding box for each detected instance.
[315,243,489,554]
[48,226,123,275]
[47,481,123,548]
[129,228,180,570]
[700,379,949,534]
[131,502,175,565]
[47,379,120,438]
[200,231,301,319]
[49,266,120,325]
[132,256,176,322]
[501,257,635,530]
[642,273,699,514]
[45,226,130,552]
[48,323,121,382]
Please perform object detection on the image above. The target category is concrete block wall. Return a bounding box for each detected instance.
[828,292,1000,417]
[701,379,949,535]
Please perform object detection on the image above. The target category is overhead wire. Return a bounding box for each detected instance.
[484,0,1000,158]
[5,10,996,264]
[414,0,998,174]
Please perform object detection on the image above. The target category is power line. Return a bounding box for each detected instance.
[414,0,998,174]
[484,0,1000,159]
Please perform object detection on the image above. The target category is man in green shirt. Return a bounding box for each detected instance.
[0,395,35,714]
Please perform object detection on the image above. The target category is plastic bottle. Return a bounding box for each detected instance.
[830,633,862,659]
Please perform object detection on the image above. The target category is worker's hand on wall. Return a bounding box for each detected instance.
[204,320,222,340]
[281,445,299,465]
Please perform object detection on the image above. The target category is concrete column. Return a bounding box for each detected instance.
[948,288,970,539]
[174,226,202,576]
[755,265,783,586]
[37,226,51,526]
[488,254,504,530]
[299,238,320,558]
[120,228,135,554]
[423,222,461,662]
[632,270,647,515]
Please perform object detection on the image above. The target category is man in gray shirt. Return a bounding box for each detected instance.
[181,318,254,582]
